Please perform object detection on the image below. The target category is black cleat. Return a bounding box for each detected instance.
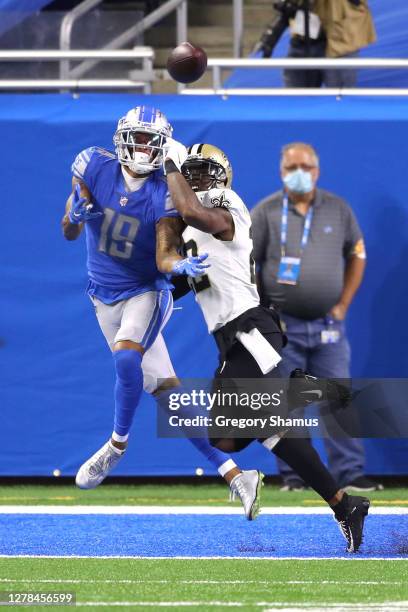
[335,494,370,553]
[345,476,384,492]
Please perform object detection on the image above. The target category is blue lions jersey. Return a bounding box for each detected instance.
[71,147,180,304]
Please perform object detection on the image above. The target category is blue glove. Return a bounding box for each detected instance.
[69,184,103,224]
[172,253,210,278]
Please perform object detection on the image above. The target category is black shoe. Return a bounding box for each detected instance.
[335,494,370,553]
[280,479,308,492]
[345,476,384,492]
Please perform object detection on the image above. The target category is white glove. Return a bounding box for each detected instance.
[163,137,188,172]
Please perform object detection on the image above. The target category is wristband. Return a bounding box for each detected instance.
[165,159,180,175]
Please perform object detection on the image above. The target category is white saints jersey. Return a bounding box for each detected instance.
[183,187,260,333]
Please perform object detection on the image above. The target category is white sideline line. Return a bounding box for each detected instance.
[76,604,242,608]
[0,578,405,586]
[262,606,408,612]
[0,505,407,515]
[263,609,408,612]
[0,555,406,560]
[71,602,408,609]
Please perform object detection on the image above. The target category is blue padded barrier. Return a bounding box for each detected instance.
[0,93,407,475]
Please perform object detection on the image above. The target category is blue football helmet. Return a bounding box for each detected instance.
[113,106,173,175]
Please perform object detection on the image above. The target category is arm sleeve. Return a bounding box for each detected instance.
[250,203,268,263]
[161,191,180,221]
[152,177,180,223]
[343,204,365,259]
[71,147,97,190]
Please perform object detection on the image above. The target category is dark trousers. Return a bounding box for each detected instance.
[276,313,365,487]
[209,327,342,501]
[209,331,283,451]
[284,37,359,88]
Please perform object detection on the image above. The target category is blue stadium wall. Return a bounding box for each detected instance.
[1,93,408,476]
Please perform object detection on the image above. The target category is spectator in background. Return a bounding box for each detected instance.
[251,142,383,492]
[284,0,376,88]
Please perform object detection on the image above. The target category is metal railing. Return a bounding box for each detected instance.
[182,87,408,96]
[59,0,104,79]
[59,0,188,81]
[181,57,408,95]
[0,80,148,90]
[1,55,408,94]
[0,50,154,61]
[0,49,155,93]
[233,0,243,59]
[58,0,245,85]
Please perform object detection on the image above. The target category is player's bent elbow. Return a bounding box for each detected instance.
[156,254,173,274]
[182,211,202,227]
[63,231,78,241]
[62,219,81,241]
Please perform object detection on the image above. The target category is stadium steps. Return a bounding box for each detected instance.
[147,25,233,49]
[149,0,275,93]
[13,0,275,91]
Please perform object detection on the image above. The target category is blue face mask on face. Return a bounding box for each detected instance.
[283,169,314,194]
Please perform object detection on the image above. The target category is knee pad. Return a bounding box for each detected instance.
[113,349,142,385]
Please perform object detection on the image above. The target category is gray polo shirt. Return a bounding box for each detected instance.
[251,188,363,320]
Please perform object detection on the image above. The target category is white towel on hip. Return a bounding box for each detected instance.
[236,327,281,375]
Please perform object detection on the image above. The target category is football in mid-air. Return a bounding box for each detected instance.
[166,42,208,84]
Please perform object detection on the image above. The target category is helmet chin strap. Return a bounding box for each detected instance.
[190,177,222,192]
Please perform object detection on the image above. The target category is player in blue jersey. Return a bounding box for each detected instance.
[62,106,263,520]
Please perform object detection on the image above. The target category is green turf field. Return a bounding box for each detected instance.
[1,483,407,611]
[1,558,407,611]
[0,482,406,507]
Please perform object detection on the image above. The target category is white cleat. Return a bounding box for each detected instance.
[229,470,264,520]
[75,440,125,489]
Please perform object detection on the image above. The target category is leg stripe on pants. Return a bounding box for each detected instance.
[141,293,161,348]
[142,290,173,350]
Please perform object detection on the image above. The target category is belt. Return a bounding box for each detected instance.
[291,33,326,44]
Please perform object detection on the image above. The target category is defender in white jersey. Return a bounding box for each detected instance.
[183,185,259,333]
[164,141,371,553]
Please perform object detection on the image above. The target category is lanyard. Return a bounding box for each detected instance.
[281,195,313,257]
